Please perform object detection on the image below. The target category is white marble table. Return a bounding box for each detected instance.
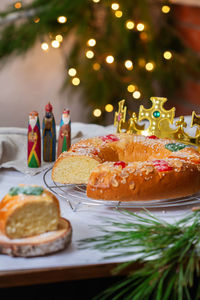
[0,167,198,288]
[0,119,199,287]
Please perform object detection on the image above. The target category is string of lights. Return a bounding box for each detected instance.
[0,0,198,122]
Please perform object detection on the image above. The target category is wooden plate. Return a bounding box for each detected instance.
[0,218,72,257]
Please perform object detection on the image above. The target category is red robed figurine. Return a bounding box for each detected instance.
[57,109,71,158]
[27,111,41,168]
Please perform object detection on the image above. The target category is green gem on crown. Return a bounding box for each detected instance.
[9,186,44,196]
[153,110,160,118]
[165,142,188,152]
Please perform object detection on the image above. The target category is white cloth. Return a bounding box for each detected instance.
[0,123,115,175]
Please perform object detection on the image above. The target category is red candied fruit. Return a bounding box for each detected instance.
[100,134,119,142]
[153,160,173,172]
[147,135,159,139]
[92,149,99,156]
[114,161,127,169]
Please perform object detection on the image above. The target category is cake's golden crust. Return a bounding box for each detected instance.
[87,160,200,201]
[52,133,200,201]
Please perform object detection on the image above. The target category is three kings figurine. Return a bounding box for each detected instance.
[42,102,56,162]
[27,111,41,168]
[28,106,71,167]
[57,109,71,158]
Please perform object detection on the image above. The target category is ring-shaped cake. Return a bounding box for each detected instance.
[52,133,200,201]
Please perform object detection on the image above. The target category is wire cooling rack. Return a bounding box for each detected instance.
[43,167,200,212]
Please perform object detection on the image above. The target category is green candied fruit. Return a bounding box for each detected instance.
[165,142,188,152]
[9,186,20,196]
[153,111,160,118]
[9,186,44,196]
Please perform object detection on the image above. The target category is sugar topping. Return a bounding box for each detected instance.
[129,181,135,190]
[110,177,119,187]
[68,133,200,187]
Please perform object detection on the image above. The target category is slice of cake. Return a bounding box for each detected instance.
[0,185,60,239]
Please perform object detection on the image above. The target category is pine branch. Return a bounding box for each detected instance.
[79,210,200,299]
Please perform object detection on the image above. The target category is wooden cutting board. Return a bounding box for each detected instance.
[0,218,72,257]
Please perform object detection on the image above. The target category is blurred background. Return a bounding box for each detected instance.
[0,0,199,128]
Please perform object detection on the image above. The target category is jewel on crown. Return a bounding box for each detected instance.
[114,97,200,149]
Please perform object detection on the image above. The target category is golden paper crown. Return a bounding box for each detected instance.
[114,97,200,149]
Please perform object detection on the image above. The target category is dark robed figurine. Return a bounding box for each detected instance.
[57,109,71,158]
[28,111,41,168]
[42,102,56,162]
